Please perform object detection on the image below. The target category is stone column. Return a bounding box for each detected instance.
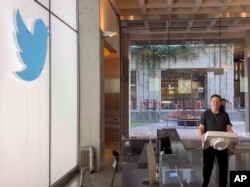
[79,0,105,171]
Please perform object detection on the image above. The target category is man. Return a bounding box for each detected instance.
[220,98,226,112]
[198,94,234,187]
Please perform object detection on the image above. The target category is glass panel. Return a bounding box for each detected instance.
[129,17,247,138]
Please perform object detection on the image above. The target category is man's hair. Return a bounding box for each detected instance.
[210,94,221,100]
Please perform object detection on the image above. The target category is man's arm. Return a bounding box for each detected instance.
[198,124,205,144]
[226,124,234,132]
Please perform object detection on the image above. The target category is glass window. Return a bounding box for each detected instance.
[128,18,248,138]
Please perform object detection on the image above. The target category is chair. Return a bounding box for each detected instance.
[80,167,93,187]
[176,101,183,110]
[110,150,120,187]
[146,139,157,187]
[141,101,146,110]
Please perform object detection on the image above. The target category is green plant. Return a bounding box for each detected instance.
[132,45,206,76]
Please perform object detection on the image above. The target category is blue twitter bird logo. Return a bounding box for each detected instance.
[15,9,49,81]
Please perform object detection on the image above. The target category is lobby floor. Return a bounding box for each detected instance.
[65,121,250,187]
[65,149,250,187]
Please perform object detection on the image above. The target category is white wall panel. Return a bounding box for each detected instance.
[35,0,49,8]
[50,15,78,184]
[51,0,77,30]
[0,1,49,187]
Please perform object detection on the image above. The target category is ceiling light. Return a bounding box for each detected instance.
[103,31,117,38]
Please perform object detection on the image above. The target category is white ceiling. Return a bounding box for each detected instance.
[109,0,250,55]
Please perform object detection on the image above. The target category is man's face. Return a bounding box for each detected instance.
[221,100,226,106]
[211,96,221,110]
